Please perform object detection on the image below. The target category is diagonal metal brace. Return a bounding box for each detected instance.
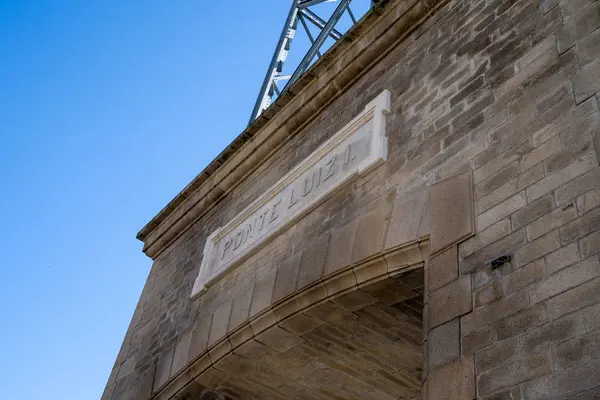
[284,0,352,91]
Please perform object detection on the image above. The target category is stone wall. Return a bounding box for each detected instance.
[103,0,600,398]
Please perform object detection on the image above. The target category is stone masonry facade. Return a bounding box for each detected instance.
[103,0,600,398]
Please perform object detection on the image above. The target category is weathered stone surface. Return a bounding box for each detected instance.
[324,219,357,275]
[428,246,458,292]
[428,318,460,370]
[428,276,472,329]
[476,192,527,232]
[154,349,174,391]
[522,358,600,399]
[352,207,390,263]
[422,171,474,255]
[459,219,511,262]
[462,289,530,336]
[572,57,600,103]
[515,229,561,267]
[477,351,552,397]
[530,256,600,304]
[385,189,428,249]
[526,201,577,240]
[548,276,600,319]
[272,252,302,303]
[474,280,503,308]
[427,356,475,400]
[249,269,276,318]
[297,233,329,290]
[511,195,553,231]
[460,229,528,275]
[503,258,545,295]
[559,206,600,244]
[493,303,549,341]
[228,283,254,332]
[171,331,193,375]
[545,243,581,274]
[209,300,233,346]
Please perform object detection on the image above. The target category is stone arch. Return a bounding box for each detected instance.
[152,170,474,400]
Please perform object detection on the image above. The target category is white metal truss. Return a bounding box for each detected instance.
[249,0,378,124]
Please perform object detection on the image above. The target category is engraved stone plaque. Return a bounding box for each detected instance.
[192,90,391,297]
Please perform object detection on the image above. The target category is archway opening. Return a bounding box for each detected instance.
[190,268,424,400]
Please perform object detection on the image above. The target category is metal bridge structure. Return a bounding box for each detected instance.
[249,0,378,124]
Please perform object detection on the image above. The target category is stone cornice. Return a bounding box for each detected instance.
[138,0,447,259]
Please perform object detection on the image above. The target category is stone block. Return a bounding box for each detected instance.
[559,206,600,244]
[297,233,329,290]
[428,246,458,292]
[428,275,472,328]
[516,230,561,267]
[580,230,600,258]
[559,111,600,147]
[557,1,600,53]
[228,283,254,332]
[532,96,598,147]
[385,189,428,249]
[460,228,528,275]
[575,184,600,213]
[554,325,600,370]
[255,325,303,353]
[477,351,552,397]
[462,289,529,335]
[526,202,577,240]
[303,300,355,324]
[324,219,357,276]
[476,164,544,216]
[521,135,561,172]
[117,356,136,381]
[475,337,518,373]
[421,171,474,255]
[530,256,600,304]
[545,243,580,274]
[359,276,417,305]
[476,191,527,232]
[474,280,504,308]
[572,57,600,104]
[428,318,460,371]
[503,258,545,295]
[249,269,276,318]
[511,195,553,231]
[577,24,600,66]
[331,289,377,311]
[475,162,520,200]
[546,137,595,175]
[171,331,193,375]
[461,325,494,356]
[522,357,600,399]
[189,319,211,360]
[583,302,600,331]
[427,356,475,400]
[209,300,233,346]
[154,348,174,391]
[548,276,600,319]
[522,312,586,355]
[271,251,302,304]
[493,303,549,341]
[459,219,511,262]
[526,150,598,201]
[278,313,322,336]
[352,207,392,264]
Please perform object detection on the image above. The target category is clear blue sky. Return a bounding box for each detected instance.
[0,1,369,399]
